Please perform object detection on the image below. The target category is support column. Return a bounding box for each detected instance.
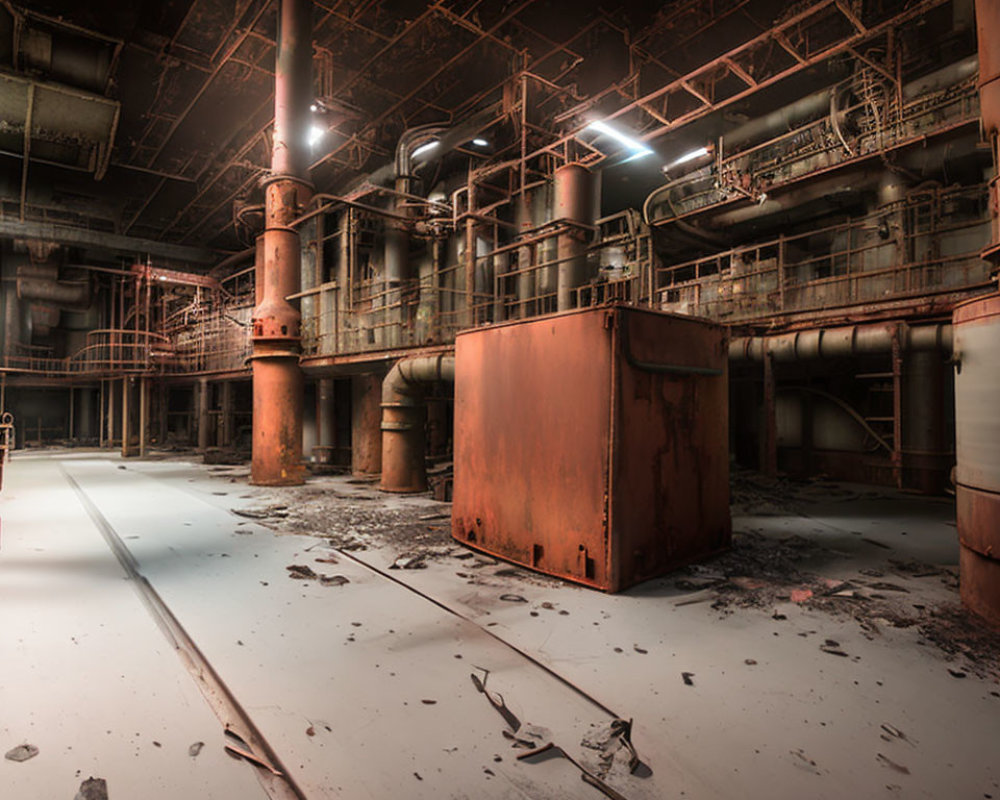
[78,386,95,441]
[99,380,106,447]
[902,349,946,493]
[121,377,132,458]
[251,0,312,486]
[197,378,210,451]
[761,352,777,475]
[315,377,335,464]
[219,381,234,447]
[351,373,382,475]
[139,377,148,457]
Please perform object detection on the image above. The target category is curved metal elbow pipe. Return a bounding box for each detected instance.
[380,354,455,493]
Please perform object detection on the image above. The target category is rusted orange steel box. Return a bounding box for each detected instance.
[452,305,731,592]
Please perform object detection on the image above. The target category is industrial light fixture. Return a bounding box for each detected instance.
[669,146,710,168]
[472,138,489,147]
[310,103,318,113]
[586,120,654,160]
[411,140,440,158]
[308,125,325,146]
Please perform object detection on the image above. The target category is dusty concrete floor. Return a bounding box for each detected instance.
[2,449,999,799]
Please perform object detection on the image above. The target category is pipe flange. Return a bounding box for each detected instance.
[260,173,316,193]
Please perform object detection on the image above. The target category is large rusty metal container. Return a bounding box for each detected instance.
[954,293,1000,628]
[452,305,731,592]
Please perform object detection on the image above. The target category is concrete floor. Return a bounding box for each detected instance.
[2,450,998,799]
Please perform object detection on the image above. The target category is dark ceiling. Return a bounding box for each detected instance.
[0,0,969,257]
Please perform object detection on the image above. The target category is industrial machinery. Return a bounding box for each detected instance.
[452,305,731,592]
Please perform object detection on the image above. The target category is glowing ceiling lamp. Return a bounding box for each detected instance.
[472,138,489,147]
[669,146,710,168]
[308,125,325,146]
[586,120,654,160]
[411,140,440,158]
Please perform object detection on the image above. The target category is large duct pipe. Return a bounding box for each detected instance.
[16,275,91,310]
[250,0,312,486]
[647,54,983,224]
[380,354,455,493]
[554,163,595,311]
[730,322,952,362]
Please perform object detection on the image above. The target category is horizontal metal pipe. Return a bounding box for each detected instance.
[730,323,952,362]
[16,276,92,310]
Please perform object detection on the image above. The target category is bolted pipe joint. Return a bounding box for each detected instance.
[380,355,455,493]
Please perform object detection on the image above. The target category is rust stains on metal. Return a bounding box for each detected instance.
[250,0,313,487]
[452,305,730,592]
[954,294,1000,628]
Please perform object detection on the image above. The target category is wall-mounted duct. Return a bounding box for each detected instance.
[16,273,91,310]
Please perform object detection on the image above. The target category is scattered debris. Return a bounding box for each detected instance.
[390,553,427,570]
[188,742,204,757]
[681,672,695,686]
[790,749,821,774]
[633,645,648,654]
[233,505,289,520]
[876,753,911,775]
[880,723,913,746]
[820,640,849,657]
[421,699,438,705]
[580,718,642,780]
[499,594,527,603]
[320,575,350,587]
[948,668,967,679]
[74,777,109,800]
[745,658,758,665]
[518,742,633,800]
[286,564,318,580]
[4,744,39,762]
[306,726,315,737]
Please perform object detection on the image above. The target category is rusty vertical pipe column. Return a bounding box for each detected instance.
[254,234,266,307]
[316,377,335,464]
[197,378,210,451]
[351,373,383,475]
[554,163,594,312]
[953,0,1000,628]
[251,0,312,486]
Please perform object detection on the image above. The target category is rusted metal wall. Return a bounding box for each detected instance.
[954,295,1000,627]
[610,308,731,585]
[452,305,730,592]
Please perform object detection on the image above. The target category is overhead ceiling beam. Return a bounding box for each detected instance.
[0,217,217,264]
[310,0,538,173]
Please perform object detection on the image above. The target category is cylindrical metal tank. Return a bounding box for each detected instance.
[553,163,595,311]
[953,294,1000,627]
